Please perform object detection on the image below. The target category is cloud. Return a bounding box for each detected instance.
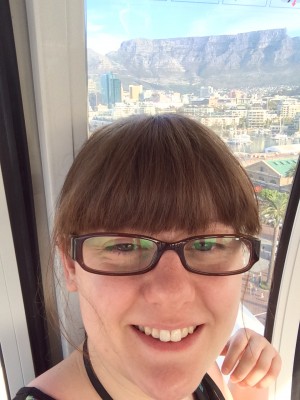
[86,8,127,53]
[86,21,104,34]
[86,1,153,53]
[85,0,300,53]
[119,5,152,36]
[87,32,126,54]
[187,5,300,37]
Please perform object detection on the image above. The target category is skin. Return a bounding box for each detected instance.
[28,223,281,400]
[62,224,242,400]
[221,328,281,400]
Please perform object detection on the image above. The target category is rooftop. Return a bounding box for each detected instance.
[266,158,298,176]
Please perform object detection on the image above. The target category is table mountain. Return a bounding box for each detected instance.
[88,29,300,90]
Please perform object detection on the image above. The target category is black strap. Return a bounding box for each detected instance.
[201,374,226,400]
[83,339,113,400]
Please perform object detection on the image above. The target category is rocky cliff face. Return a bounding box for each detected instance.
[88,29,300,90]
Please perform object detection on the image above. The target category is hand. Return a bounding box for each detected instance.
[220,328,282,389]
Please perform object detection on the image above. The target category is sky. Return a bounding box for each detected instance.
[86,0,300,54]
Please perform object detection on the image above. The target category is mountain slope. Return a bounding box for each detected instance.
[88,29,300,90]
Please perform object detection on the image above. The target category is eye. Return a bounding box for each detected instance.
[192,239,216,251]
[105,243,138,252]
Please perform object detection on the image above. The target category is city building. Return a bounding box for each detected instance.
[199,86,214,98]
[88,78,100,110]
[279,101,300,119]
[129,84,143,101]
[101,72,122,107]
[247,108,267,127]
[245,158,297,192]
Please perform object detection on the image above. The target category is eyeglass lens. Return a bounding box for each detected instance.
[81,235,251,274]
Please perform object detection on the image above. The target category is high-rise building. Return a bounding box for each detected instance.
[199,86,214,98]
[247,108,267,128]
[101,73,122,107]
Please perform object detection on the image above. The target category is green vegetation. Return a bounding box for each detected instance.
[259,189,289,289]
[286,163,297,178]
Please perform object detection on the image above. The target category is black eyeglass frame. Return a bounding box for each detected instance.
[70,233,261,276]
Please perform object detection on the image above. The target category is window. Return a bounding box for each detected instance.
[86,0,300,331]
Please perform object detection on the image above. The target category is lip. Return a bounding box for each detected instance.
[132,324,203,352]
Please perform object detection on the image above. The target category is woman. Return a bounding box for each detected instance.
[15,114,281,400]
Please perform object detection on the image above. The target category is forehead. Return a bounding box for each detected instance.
[115,223,235,242]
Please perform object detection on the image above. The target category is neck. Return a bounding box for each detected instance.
[83,339,196,400]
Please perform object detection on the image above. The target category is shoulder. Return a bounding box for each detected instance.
[206,362,233,400]
[21,349,95,400]
[13,386,56,400]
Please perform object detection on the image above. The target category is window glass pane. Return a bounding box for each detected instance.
[86,0,300,330]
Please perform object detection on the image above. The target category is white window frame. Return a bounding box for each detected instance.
[6,2,300,399]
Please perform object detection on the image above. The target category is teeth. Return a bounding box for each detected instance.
[170,329,182,342]
[181,327,189,338]
[137,325,196,342]
[188,326,195,334]
[160,330,170,342]
[152,328,160,339]
[145,327,152,335]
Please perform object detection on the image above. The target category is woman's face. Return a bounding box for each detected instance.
[64,223,243,400]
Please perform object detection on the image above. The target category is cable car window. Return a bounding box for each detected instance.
[85,0,300,333]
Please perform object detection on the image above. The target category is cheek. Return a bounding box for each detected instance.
[75,273,139,329]
[200,276,243,354]
[201,276,242,322]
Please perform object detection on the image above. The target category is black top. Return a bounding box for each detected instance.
[14,339,225,400]
[13,374,225,400]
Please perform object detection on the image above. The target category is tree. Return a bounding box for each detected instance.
[259,189,289,288]
[286,163,297,178]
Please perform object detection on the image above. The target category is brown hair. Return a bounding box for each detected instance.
[54,113,260,253]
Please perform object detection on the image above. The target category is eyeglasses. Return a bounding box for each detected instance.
[70,233,260,276]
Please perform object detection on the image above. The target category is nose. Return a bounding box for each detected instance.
[142,250,196,308]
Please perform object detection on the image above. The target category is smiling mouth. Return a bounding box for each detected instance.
[136,325,197,342]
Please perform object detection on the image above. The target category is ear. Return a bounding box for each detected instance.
[59,249,78,292]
